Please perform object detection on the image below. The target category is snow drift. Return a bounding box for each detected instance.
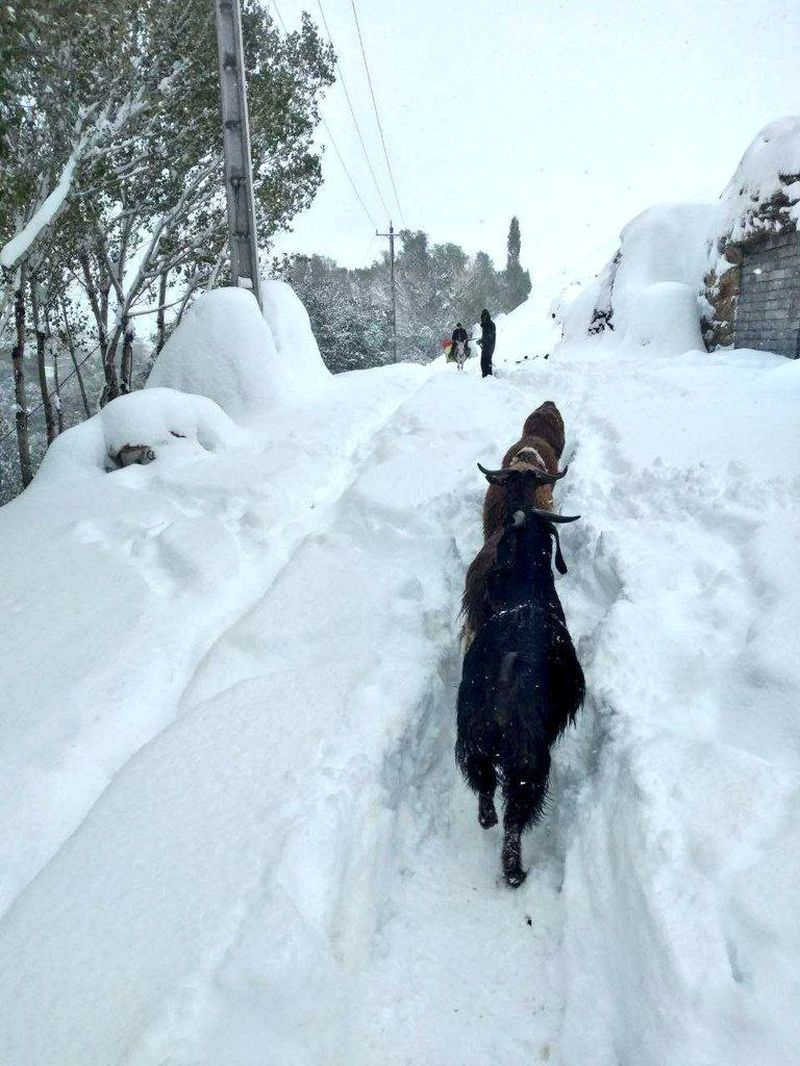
[147,282,329,422]
[33,387,244,487]
[561,202,713,353]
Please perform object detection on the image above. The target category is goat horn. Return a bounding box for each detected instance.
[521,464,569,484]
[477,462,509,478]
[528,506,581,524]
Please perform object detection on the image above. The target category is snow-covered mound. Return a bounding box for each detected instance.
[33,387,244,487]
[260,278,330,400]
[487,242,618,364]
[562,203,713,353]
[147,283,328,422]
[562,118,800,356]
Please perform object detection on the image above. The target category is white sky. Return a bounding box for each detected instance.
[270,0,800,277]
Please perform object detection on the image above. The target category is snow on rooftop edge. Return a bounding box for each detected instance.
[718,115,800,246]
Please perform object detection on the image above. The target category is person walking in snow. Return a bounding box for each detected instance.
[477,308,496,377]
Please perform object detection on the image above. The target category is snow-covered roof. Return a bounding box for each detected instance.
[717,115,800,247]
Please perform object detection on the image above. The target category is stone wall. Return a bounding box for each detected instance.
[735,229,800,358]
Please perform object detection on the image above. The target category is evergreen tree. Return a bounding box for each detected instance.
[500,216,532,312]
[507,216,522,267]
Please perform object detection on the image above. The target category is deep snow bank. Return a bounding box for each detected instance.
[147,282,329,422]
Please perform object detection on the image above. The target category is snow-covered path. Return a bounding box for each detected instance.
[1,317,799,1064]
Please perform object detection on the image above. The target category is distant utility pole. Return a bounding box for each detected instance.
[377,221,397,362]
[214,0,262,307]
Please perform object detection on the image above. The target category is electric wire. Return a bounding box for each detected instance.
[271,0,378,230]
[316,0,392,223]
[348,0,406,225]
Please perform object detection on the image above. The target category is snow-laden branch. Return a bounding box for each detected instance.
[0,149,80,271]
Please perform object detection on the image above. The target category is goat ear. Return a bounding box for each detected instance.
[548,525,569,574]
[554,538,568,575]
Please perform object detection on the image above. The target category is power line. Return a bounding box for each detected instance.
[348,0,405,226]
[315,0,391,222]
[270,0,289,32]
[320,118,378,229]
[271,0,377,230]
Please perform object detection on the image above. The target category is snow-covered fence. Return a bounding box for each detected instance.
[735,229,800,358]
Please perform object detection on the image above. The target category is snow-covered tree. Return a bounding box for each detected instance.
[1,1,334,493]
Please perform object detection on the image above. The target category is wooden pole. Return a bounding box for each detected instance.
[214,0,262,307]
[377,221,397,363]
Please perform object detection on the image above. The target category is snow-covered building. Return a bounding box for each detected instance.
[566,117,800,359]
[705,117,800,358]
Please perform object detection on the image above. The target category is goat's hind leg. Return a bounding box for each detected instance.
[501,757,550,887]
[463,753,498,828]
[479,790,498,828]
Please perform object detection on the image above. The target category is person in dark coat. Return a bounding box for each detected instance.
[449,322,470,364]
[452,322,469,348]
[478,309,496,377]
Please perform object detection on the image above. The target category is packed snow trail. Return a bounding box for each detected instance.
[1,305,799,1064]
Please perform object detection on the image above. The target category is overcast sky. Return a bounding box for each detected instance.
[270,0,800,278]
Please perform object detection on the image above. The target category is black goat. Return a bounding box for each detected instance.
[455,464,584,887]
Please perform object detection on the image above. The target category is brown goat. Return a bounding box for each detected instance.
[483,443,560,538]
[462,531,502,645]
[501,434,558,471]
[464,402,568,650]
[522,400,565,460]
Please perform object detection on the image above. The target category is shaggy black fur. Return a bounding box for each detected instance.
[455,469,584,887]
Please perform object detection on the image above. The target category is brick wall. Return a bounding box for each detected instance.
[735,229,800,358]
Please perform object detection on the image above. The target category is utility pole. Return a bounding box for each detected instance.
[214,0,262,307]
[377,221,397,363]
